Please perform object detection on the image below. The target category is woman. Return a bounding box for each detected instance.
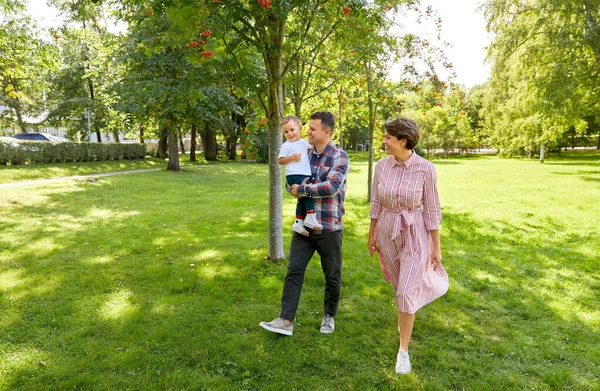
[368,117,449,375]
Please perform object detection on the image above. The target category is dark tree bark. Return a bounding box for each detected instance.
[139,124,145,144]
[157,127,168,159]
[167,127,180,171]
[200,124,217,161]
[190,123,197,162]
[178,130,185,154]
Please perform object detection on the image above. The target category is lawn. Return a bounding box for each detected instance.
[0,151,599,390]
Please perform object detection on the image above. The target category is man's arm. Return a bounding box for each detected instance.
[295,151,349,199]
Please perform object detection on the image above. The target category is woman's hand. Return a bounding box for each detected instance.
[368,236,379,257]
[430,247,442,271]
[368,219,379,257]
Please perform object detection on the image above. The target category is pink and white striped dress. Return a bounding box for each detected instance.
[370,153,449,313]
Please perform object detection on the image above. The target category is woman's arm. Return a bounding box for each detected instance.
[368,218,379,256]
[429,229,442,271]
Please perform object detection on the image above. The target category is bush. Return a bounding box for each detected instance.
[0,140,146,166]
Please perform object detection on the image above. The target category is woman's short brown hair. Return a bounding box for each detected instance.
[384,117,419,150]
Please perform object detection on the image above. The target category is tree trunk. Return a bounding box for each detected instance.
[597,133,600,150]
[139,124,145,144]
[540,143,545,163]
[190,123,197,162]
[366,61,377,202]
[87,81,102,143]
[263,18,286,261]
[112,130,120,143]
[167,117,180,171]
[157,128,168,159]
[200,124,217,161]
[178,131,185,154]
[227,135,237,160]
[14,103,27,133]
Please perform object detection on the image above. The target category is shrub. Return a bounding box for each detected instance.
[0,140,146,166]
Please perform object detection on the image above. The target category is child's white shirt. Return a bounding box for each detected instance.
[279,139,311,176]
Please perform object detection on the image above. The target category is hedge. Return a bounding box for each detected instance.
[0,140,146,165]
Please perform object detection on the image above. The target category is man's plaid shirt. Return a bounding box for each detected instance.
[295,142,349,233]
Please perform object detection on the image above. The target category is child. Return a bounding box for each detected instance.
[278,115,323,236]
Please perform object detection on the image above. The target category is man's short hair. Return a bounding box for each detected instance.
[310,111,335,133]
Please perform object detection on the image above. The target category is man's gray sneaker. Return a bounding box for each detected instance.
[259,318,293,336]
[320,315,335,334]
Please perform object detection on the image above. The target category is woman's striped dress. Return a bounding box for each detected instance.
[370,153,449,313]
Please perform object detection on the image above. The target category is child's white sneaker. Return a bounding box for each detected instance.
[292,219,310,236]
[303,213,323,230]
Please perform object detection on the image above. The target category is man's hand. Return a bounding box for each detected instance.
[290,177,309,198]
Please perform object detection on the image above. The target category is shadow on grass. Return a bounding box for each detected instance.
[0,166,598,390]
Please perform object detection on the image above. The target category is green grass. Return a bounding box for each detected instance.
[0,151,599,390]
[0,158,168,184]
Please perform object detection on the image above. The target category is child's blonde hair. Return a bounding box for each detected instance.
[281,115,301,127]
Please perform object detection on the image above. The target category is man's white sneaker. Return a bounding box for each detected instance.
[259,318,293,336]
[303,213,323,230]
[320,315,335,334]
[292,219,310,236]
[395,350,411,374]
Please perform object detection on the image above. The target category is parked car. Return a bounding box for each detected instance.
[12,133,68,142]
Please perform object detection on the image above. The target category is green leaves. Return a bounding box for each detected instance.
[483,0,600,155]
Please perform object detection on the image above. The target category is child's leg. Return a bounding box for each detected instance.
[286,175,310,236]
[302,195,323,230]
[304,197,315,214]
[295,197,306,220]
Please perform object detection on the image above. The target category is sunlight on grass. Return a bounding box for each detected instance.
[1,346,45,373]
[0,269,23,290]
[99,291,138,320]
[85,255,117,265]
[259,275,282,290]
[2,271,62,302]
[471,270,502,284]
[192,249,224,262]
[197,264,237,279]
[19,237,64,258]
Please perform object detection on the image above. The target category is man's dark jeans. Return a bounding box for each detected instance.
[280,230,343,321]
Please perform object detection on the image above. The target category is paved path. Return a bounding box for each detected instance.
[0,169,161,189]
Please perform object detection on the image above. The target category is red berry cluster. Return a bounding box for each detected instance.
[183,29,214,60]
[343,7,352,15]
[258,0,272,9]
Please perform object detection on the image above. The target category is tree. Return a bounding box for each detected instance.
[0,10,56,133]
[45,26,122,141]
[484,0,600,158]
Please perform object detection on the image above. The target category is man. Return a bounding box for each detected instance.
[260,111,349,336]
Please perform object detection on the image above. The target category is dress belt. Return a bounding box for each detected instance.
[381,208,421,255]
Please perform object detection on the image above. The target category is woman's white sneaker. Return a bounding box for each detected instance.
[395,350,411,374]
